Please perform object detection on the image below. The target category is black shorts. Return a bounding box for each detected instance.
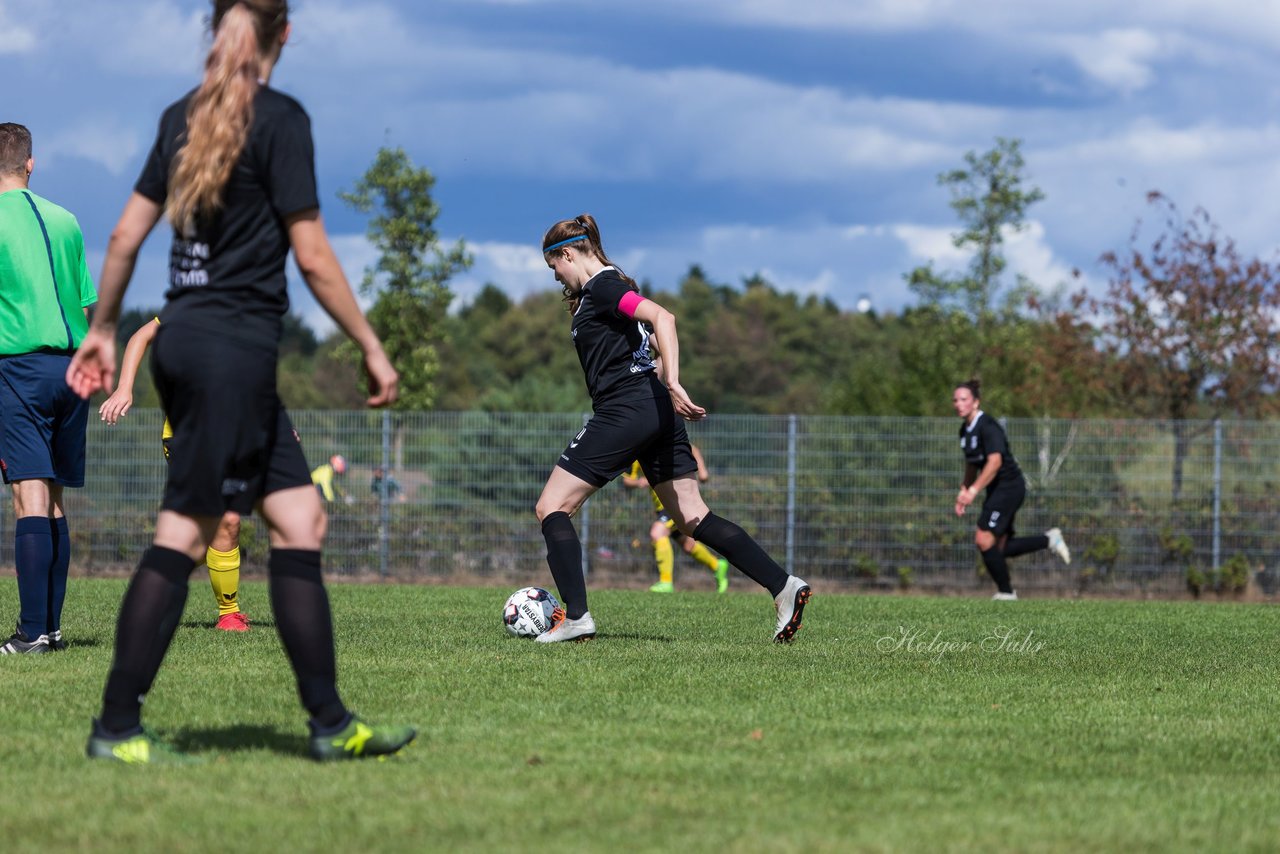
[0,352,88,486]
[152,324,311,517]
[556,395,697,488]
[978,480,1026,538]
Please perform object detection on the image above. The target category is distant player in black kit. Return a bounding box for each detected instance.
[533,214,810,643]
[67,0,414,762]
[953,380,1070,600]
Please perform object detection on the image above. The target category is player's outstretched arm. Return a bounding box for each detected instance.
[68,193,163,399]
[287,209,398,407]
[99,319,159,424]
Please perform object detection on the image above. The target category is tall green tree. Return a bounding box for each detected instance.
[340,147,472,410]
[906,137,1045,322]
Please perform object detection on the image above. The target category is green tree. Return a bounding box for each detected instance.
[1091,192,1280,498]
[340,147,472,410]
[906,137,1045,323]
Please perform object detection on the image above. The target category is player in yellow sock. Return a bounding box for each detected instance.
[686,540,730,594]
[650,533,675,593]
[98,317,251,631]
[623,445,729,594]
[205,512,248,631]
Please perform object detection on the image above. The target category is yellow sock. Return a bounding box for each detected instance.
[688,541,720,571]
[653,537,674,584]
[206,545,241,616]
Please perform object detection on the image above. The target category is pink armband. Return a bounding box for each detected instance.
[617,291,646,318]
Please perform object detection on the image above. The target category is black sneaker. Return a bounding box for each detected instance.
[309,715,417,761]
[0,625,50,655]
[48,629,66,651]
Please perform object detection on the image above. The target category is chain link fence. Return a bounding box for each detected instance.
[5,411,1277,597]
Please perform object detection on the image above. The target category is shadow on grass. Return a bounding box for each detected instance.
[172,724,306,757]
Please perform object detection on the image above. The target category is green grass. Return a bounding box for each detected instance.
[2,578,1278,853]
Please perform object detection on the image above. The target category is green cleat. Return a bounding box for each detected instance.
[649,581,674,593]
[86,726,199,765]
[309,716,417,761]
[714,558,730,594]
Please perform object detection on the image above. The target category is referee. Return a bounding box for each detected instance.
[0,123,96,655]
[953,380,1070,599]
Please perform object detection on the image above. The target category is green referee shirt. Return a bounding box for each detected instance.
[0,188,97,355]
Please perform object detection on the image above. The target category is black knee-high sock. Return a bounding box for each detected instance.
[541,512,588,619]
[268,549,347,729]
[1003,535,1049,558]
[99,547,197,734]
[980,547,1013,593]
[691,513,789,597]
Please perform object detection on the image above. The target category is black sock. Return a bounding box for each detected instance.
[268,549,347,728]
[1003,535,1049,558]
[980,546,1013,594]
[541,512,588,619]
[99,547,197,734]
[691,513,789,597]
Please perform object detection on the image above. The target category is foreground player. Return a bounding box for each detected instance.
[533,214,810,643]
[622,446,729,594]
[953,380,1070,600]
[99,317,249,631]
[67,0,414,762]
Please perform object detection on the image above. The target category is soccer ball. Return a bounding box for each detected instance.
[502,587,561,638]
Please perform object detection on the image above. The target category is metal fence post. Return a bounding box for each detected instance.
[1212,418,1222,574]
[786,413,797,575]
[379,409,391,577]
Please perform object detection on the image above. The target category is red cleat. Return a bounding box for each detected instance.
[215,612,250,632]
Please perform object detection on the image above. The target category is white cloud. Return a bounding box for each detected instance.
[1054,28,1165,94]
[44,120,142,175]
[0,2,37,54]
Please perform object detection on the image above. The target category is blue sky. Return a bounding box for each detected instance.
[4,0,1279,332]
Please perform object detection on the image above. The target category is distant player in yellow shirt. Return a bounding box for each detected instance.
[310,455,347,502]
[622,444,729,594]
[98,317,249,631]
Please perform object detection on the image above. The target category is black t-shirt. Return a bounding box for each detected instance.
[959,412,1023,490]
[570,268,664,406]
[135,86,318,338]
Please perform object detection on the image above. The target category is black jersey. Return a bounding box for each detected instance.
[135,86,319,338]
[959,412,1023,490]
[570,268,663,406]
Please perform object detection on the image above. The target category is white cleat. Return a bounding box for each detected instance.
[992,591,1019,601]
[535,609,597,643]
[1046,528,1071,564]
[773,575,812,643]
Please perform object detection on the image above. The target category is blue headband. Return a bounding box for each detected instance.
[543,234,589,253]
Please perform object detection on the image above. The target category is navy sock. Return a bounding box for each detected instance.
[15,516,52,638]
[1003,535,1048,558]
[980,546,1014,594]
[48,517,70,634]
[100,547,196,734]
[541,512,588,619]
[268,549,347,728]
[691,513,789,597]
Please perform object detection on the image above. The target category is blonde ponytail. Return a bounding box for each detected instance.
[167,3,262,233]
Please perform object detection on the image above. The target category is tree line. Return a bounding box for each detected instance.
[115,140,1280,430]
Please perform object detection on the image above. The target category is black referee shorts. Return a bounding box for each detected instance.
[978,480,1026,538]
[556,395,697,488]
[152,323,311,517]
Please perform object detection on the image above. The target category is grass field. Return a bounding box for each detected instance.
[2,578,1278,853]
